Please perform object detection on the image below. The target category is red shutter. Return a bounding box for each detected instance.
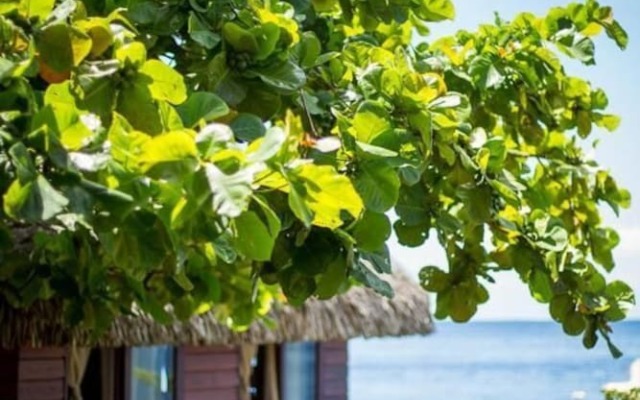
[316,341,348,400]
[0,347,68,400]
[176,346,242,400]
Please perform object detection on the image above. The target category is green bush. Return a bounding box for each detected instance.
[0,0,634,354]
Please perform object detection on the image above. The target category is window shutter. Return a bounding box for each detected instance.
[316,342,348,400]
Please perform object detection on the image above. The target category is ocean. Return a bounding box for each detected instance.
[349,321,640,400]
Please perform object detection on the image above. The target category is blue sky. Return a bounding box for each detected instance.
[391,0,640,320]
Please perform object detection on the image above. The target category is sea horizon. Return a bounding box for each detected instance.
[349,320,640,400]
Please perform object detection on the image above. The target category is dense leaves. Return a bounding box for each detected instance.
[0,0,634,355]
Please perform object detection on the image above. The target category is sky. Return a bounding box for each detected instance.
[390,0,640,320]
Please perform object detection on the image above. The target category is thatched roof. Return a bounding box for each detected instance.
[0,272,433,348]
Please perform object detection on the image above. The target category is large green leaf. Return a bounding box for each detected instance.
[38,24,92,72]
[352,211,391,252]
[315,256,348,299]
[222,22,259,54]
[3,176,68,222]
[139,130,198,172]
[353,159,400,213]
[139,60,187,104]
[234,205,280,261]
[32,103,95,150]
[116,83,163,134]
[289,164,364,229]
[352,101,392,144]
[19,0,54,20]
[230,114,266,142]
[248,60,306,93]
[188,12,220,49]
[469,55,504,90]
[252,23,281,60]
[177,92,229,128]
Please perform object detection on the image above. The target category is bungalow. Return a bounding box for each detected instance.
[0,272,432,400]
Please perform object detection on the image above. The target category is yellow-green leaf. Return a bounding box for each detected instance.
[291,164,364,229]
[139,60,187,104]
[139,130,198,171]
[19,0,54,20]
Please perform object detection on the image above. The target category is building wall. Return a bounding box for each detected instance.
[177,345,242,400]
[317,341,348,400]
[0,347,67,400]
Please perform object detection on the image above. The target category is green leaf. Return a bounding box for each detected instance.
[116,83,163,134]
[19,0,54,20]
[469,55,504,90]
[449,284,477,322]
[549,293,573,322]
[115,42,147,68]
[236,87,282,119]
[32,103,94,151]
[279,268,316,306]
[352,101,392,144]
[8,143,37,182]
[139,130,198,172]
[73,62,119,118]
[75,17,114,57]
[419,266,450,293]
[248,60,306,93]
[593,113,621,132]
[38,24,92,72]
[352,211,391,252]
[188,12,220,49]
[139,60,187,104]
[315,255,348,299]
[603,20,628,50]
[354,160,400,213]
[529,269,553,303]
[234,206,280,261]
[605,281,635,305]
[394,220,428,247]
[556,34,596,65]
[298,31,321,68]
[352,261,393,298]
[289,164,364,229]
[590,228,619,272]
[562,311,586,336]
[230,114,266,142]
[177,92,229,128]
[252,23,281,60]
[205,164,253,218]
[3,176,68,222]
[222,22,259,54]
[415,0,455,22]
[465,186,492,223]
[360,246,392,274]
[288,181,314,227]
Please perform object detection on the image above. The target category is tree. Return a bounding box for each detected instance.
[0,0,634,355]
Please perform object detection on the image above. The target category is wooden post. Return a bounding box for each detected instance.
[0,347,68,400]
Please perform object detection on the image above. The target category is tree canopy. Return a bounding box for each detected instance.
[0,0,634,356]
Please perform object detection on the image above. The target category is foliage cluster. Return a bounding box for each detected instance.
[604,389,640,400]
[0,0,634,353]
